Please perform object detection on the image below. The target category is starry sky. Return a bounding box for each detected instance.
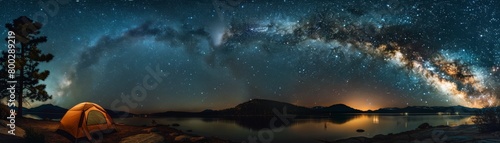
[1,0,499,113]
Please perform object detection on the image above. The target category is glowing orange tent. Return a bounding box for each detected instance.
[57,102,116,141]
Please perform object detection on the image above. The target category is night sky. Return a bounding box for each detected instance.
[1,0,499,113]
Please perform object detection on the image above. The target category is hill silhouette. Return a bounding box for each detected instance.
[153,99,483,117]
[22,104,134,119]
[23,104,67,113]
[151,99,365,117]
[314,104,362,113]
[218,99,312,116]
[24,99,485,119]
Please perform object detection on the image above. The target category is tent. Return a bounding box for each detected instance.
[57,102,116,141]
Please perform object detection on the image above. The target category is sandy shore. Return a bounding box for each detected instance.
[1,118,233,143]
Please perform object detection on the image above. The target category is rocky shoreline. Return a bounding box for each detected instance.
[0,118,234,143]
[330,123,500,143]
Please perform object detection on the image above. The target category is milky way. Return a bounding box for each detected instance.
[212,4,498,107]
[1,0,499,112]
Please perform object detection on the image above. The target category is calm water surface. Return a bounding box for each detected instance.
[113,114,473,143]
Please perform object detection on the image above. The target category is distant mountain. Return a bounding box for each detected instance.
[24,104,67,113]
[314,104,362,113]
[218,99,313,116]
[28,101,486,118]
[149,111,197,117]
[372,105,479,114]
[104,109,136,118]
[18,99,479,118]
[23,104,134,118]
[151,99,366,117]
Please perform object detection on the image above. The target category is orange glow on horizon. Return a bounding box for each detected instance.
[337,91,385,111]
[346,103,382,111]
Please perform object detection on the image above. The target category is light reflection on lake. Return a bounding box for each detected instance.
[112,114,474,143]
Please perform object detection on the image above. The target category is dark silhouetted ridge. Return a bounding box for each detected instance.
[316,104,362,113]
[219,99,312,116]
[24,104,67,113]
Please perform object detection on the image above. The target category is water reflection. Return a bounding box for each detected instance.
[207,117,285,131]
[193,114,367,131]
[26,113,476,142]
[328,114,362,124]
[372,115,379,124]
[25,113,474,130]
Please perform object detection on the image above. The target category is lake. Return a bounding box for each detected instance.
[110,114,474,143]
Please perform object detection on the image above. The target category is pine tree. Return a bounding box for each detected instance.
[1,16,54,118]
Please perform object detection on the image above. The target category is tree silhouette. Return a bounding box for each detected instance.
[0,16,53,118]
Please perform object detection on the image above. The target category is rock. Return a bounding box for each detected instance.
[492,131,500,137]
[120,133,164,143]
[391,134,411,141]
[442,131,461,136]
[151,120,157,126]
[435,125,450,128]
[190,136,206,142]
[0,133,24,142]
[356,129,365,132]
[169,132,179,137]
[0,120,26,138]
[409,130,432,140]
[337,125,494,143]
[413,139,434,143]
[480,139,500,142]
[172,123,180,127]
[446,136,474,142]
[372,134,387,140]
[142,127,159,133]
[174,135,191,142]
[417,123,432,130]
[334,137,371,143]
